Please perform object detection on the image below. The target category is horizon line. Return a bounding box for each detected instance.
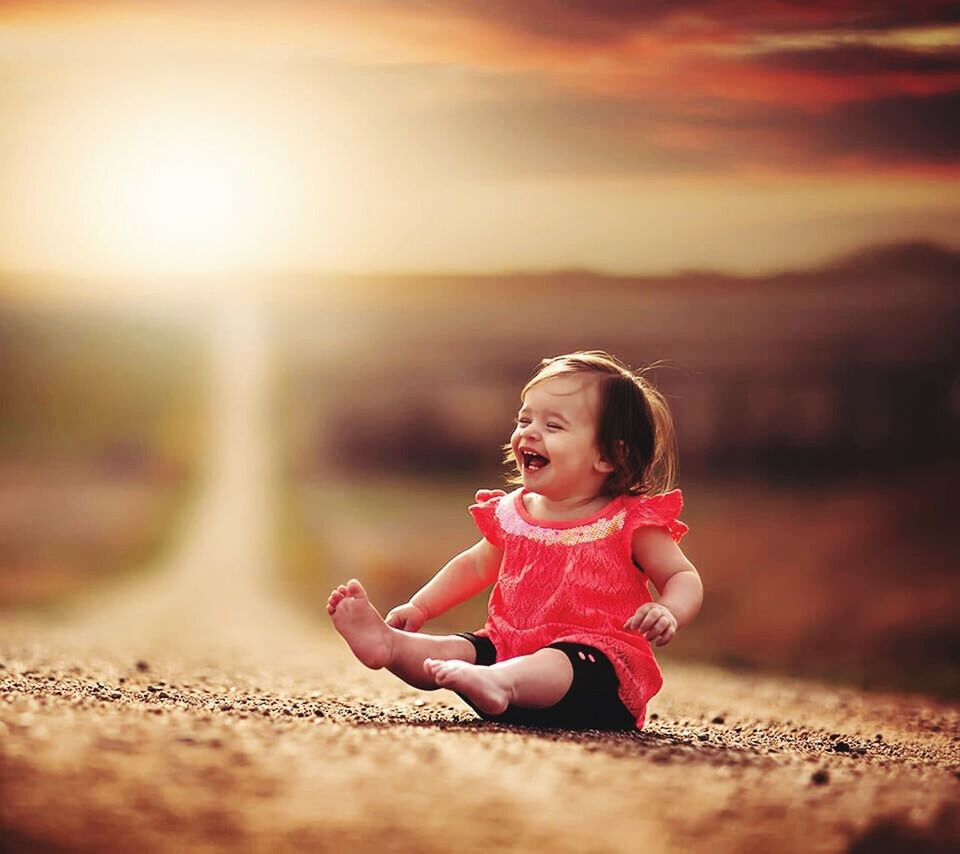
[1,237,957,287]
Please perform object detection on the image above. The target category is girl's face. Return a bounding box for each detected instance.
[510,375,614,500]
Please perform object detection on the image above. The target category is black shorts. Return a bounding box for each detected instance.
[455,632,636,731]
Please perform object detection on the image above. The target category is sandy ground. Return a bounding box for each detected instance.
[2,308,959,853]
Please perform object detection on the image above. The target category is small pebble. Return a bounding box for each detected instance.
[711,716,725,725]
[136,660,150,673]
[833,741,851,753]
[811,769,830,785]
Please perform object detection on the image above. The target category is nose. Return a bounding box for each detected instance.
[518,422,540,442]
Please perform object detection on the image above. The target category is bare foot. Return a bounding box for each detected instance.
[423,658,511,715]
[327,579,394,670]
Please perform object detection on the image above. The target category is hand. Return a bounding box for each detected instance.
[384,602,429,632]
[474,488,506,503]
[624,602,678,647]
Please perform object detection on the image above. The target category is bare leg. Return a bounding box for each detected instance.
[423,649,573,715]
[327,579,476,690]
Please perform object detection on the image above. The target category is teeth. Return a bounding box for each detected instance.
[521,450,549,470]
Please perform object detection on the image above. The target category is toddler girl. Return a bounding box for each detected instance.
[327,351,702,730]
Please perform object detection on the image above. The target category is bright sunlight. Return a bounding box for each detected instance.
[79,105,297,279]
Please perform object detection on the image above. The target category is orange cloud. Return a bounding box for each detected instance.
[1,0,958,178]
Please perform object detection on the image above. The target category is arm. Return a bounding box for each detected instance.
[624,527,703,646]
[385,537,502,630]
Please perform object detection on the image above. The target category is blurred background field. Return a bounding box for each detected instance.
[0,303,205,609]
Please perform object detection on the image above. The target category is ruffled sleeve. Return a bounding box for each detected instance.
[623,489,689,544]
[469,493,505,549]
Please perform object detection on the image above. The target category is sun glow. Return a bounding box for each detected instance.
[78,106,298,278]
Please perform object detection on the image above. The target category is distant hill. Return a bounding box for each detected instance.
[822,240,960,280]
[3,240,959,305]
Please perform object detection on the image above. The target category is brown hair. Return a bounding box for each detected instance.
[504,350,678,496]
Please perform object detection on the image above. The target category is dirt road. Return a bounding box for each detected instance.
[2,308,958,853]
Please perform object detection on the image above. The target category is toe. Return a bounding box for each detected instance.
[346,578,367,598]
[432,662,454,684]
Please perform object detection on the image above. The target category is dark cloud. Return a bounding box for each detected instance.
[816,89,960,162]
[422,0,960,45]
[296,4,960,176]
[657,88,960,166]
[749,44,960,76]
[391,71,960,177]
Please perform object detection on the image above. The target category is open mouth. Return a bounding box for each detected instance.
[520,450,550,471]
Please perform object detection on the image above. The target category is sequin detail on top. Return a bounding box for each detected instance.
[496,501,626,546]
[468,487,689,730]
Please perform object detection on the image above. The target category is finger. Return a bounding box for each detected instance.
[643,615,672,639]
[640,606,672,634]
[625,604,649,630]
[637,611,663,634]
[653,626,676,647]
[625,606,652,631]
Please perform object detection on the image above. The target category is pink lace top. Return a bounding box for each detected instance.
[469,487,689,729]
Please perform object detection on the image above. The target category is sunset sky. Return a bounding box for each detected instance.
[0,0,958,283]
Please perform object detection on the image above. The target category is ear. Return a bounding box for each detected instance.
[594,439,623,474]
[594,458,615,474]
